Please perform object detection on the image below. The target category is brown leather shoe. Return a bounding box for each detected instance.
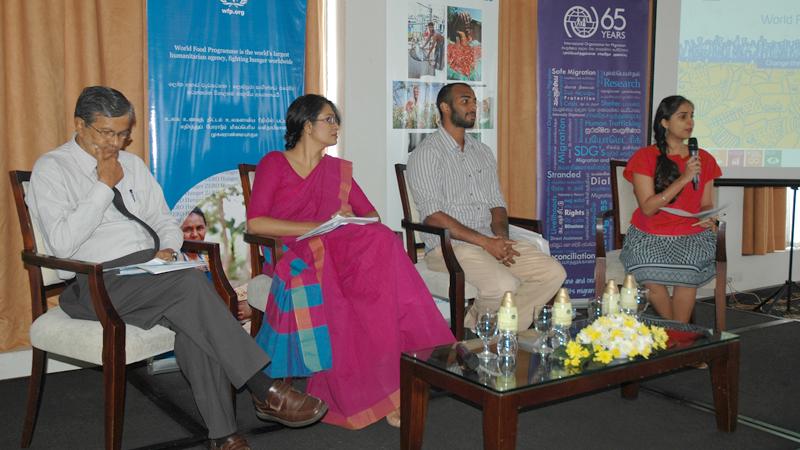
[252,380,328,427]
[209,433,251,450]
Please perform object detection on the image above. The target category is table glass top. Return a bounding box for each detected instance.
[403,317,739,394]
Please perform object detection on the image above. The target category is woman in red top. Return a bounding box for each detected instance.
[620,96,722,323]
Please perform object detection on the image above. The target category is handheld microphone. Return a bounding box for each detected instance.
[454,342,480,372]
[688,137,699,190]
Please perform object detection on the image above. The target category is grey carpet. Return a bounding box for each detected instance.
[643,320,800,434]
[1,308,797,449]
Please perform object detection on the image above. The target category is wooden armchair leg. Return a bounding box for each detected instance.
[250,309,264,338]
[715,273,727,332]
[21,348,47,448]
[104,347,127,450]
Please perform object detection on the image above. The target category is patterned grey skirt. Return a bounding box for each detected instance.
[620,225,717,287]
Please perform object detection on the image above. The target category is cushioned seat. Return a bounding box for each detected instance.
[30,306,175,366]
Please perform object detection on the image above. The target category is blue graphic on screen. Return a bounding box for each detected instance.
[147,0,307,208]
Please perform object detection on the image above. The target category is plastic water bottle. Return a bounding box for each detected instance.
[496,292,519,365]
[551,287,573,348]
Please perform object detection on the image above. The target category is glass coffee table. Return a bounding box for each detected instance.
[400,320,740,450]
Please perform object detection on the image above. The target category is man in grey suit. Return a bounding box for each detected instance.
[27,86,326,450]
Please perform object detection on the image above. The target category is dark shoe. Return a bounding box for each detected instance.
[252,380,328,427]
[209,433,251,450]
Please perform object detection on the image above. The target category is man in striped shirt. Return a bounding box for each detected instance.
[407,83,566,331]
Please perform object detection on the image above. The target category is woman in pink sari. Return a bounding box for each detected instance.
[247,94,454,429]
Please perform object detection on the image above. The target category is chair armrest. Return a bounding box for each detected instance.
[182,240,238,315]
[595,210,615,258]
[593,210,615,298]
[22,251,101,274]
[715,221,727,263]
[713,221,728,332]
[21,250,124,334]
[401,219,467,339]
[399,219,466,282]
[509,217,543,233]
[244,232,284,278]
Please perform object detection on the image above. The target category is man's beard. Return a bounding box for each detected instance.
[451,110,475,128]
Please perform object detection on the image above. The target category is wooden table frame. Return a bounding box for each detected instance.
[401,339,740,450]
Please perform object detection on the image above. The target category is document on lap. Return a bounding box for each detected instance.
[297,215,379,241]
[106,258,207,276]
[659,204,728,219]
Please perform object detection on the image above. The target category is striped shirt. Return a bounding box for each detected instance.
[406,127,507,249]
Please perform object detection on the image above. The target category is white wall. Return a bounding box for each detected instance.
[340,0,395,225]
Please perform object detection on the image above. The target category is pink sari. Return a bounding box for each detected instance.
[247,152,454,429]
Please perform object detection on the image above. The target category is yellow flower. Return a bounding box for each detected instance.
[567,357,582,367]
[622,316,636,328]
[594,350,613,364]
[610,329,623,339]
[640,346,652,358]
[611,347,621,358]
[637,325,651,335]
[566,341,584,358]
[651,326,668,349]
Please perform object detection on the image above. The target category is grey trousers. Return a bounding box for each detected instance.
[60,251,270,438]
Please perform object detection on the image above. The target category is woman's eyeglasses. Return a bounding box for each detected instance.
[314,116,340,125]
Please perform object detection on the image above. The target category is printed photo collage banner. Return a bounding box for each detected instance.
[387,0,499,155]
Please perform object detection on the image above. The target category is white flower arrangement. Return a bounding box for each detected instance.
[557,313,668,369]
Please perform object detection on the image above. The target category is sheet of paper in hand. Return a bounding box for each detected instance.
[106,258,207,276]
[659,204,727,219]
[297,215,379,241]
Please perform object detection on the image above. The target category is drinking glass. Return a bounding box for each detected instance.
[588,296,603,322]
[534,305,553,354]
[474,309,498,361]
[636,288,650,319]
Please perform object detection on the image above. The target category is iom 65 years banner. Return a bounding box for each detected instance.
[537,1,653,298]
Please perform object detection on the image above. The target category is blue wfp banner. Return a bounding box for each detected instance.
[147,0,306,211]
[536,0,652,298]
[147,0,306,282]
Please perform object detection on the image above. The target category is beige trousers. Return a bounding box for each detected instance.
[425,241,566,331]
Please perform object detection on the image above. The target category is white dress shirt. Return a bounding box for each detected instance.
[27,136,182,279]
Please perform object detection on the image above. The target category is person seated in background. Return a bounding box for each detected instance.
[246,94,455,429]
[27,86,327,450]
[620,95,722,323]
[180,207,252,321]
[407,82,566,332]
[180,207,209,262]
